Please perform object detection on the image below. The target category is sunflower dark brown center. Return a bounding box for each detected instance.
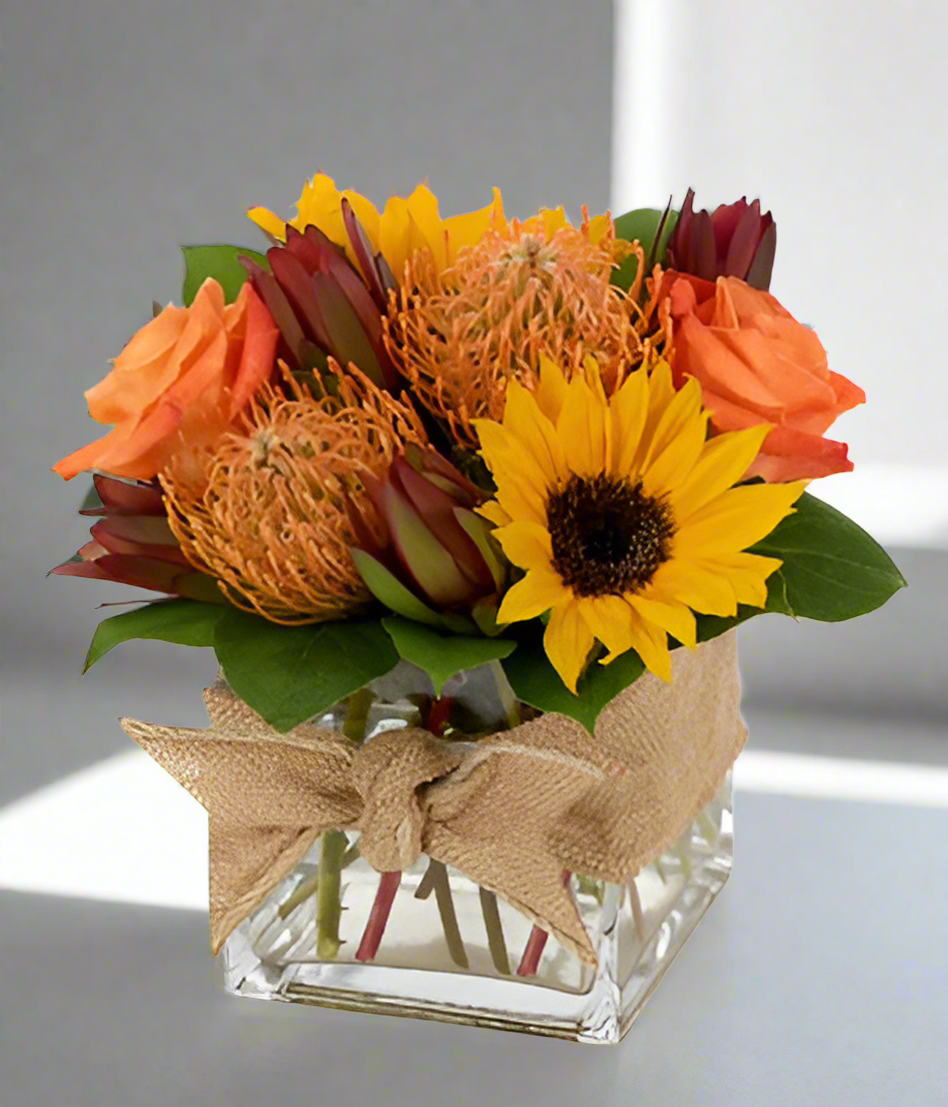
[547,474,675,597]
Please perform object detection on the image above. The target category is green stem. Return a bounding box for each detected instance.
[316,829,348,958]
[314,686,375,958]
[479,887,511,975]
[343,685,375,743]
[429,860,469,968]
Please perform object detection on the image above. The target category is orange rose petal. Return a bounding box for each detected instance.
[677,317,786,419]
[747,425,854,482]
[829,370,867,414]
[51,425,134,481]
[228,286,279,417]
[85,304,189,424]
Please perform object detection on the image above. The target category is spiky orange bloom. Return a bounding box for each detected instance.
[161,371,425,624]
[386,211,649,448]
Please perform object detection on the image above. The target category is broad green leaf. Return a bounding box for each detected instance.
[382,617,516,695]
[611,207,679,291]
[84,600,225,671]
[181,244,270,306]
[502,634,644,733]
[213,611,399,732]
[752,492,906,621]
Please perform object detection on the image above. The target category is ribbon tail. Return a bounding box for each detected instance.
[208,818,324,954]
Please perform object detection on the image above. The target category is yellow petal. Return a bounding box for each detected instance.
[650,559,738,617]
[498,567,568,624]
[641,405,709,498]
[443,187,505,263]
[630,360,676,470]
[478,500,512,527]
[669,424,772,522]
[503,380,566,484]
[628,594,697,648]
[494,478,546,528]
[523,205,569,240]
[626,609,672,681]
[297,174,380,265]
[474,418,550,507]
[610,368,649,478]
[544,599,595,693]
[494,520,553,570]
[535,354,568,423]
[576,594,637,660]
[246,206,288,241]
[557,371,609,477]
[676,480,806,557]
[403,183,447,272]
[378,197,428,282]
[586,213,612,247]
[639,375,704,472]
[702,551,783,609]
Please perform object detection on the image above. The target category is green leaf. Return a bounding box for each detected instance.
[84,600,225,671]
[692,492,905,644]
[181,244,270,306]
[611,207,679,291]
[751,491,906,621]
[381,617,516,696]
[350,548,443,627]
[502,634,645,733]
[213,610,399,732]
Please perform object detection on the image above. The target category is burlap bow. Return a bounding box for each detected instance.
[122,630,744,964]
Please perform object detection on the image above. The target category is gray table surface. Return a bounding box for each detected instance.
[3,791,946,1107]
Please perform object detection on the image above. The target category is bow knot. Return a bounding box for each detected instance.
[351,728,464,872]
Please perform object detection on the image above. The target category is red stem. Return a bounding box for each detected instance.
[425,694,453,738]
[516,925,549,976]
[354,694,451,963]
[355,869,402,962]
[516,870,571,977]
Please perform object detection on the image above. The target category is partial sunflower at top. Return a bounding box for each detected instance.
[474,356,805,693]
[248,172,506,283]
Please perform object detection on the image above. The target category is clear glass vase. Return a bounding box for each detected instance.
[218,662,733,1044]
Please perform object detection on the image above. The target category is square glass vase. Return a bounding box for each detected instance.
[218,673,733,1044]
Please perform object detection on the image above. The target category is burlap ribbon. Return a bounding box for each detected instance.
[121,630,744,964]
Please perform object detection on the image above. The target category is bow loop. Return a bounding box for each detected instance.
[352,728,465,872]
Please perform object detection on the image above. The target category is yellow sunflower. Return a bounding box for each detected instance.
[474,356,805,692]
[248,172,506,280]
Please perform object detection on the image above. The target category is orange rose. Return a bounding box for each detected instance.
[664,272,865,481]
[53,278,278,483]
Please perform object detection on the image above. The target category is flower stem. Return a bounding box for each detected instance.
[314,687,375,958]
[429,860,468,968]
[516,870,570,977]
[516,925,549,976]
[316,829,348,958]
[355,870,402,962]
[479,888,511,975]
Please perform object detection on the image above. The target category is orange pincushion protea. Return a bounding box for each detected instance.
[161,371,425,624]
[386,211,648,448]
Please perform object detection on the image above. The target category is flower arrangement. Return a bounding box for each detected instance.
[51,175,905,1039]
